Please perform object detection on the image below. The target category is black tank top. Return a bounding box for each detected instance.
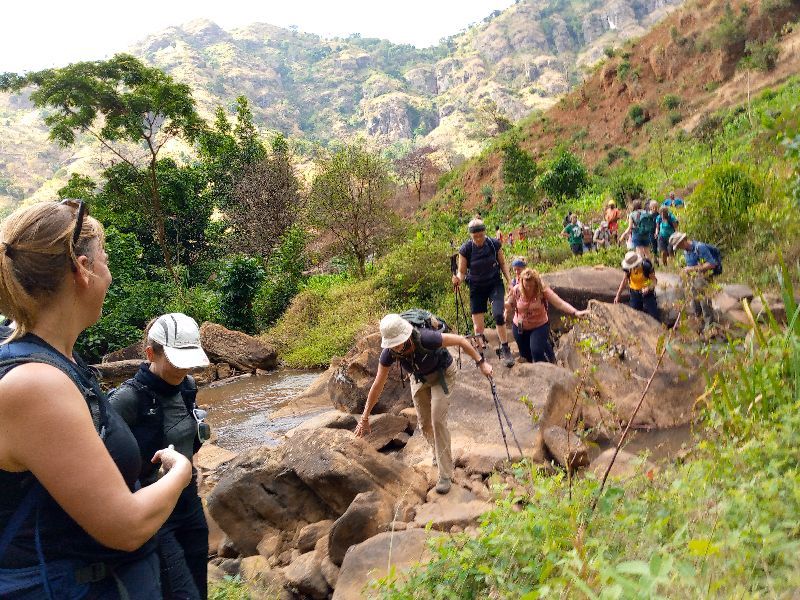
[0,334,155,568]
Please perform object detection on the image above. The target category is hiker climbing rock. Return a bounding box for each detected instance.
[615,251,659,321]
[354,313,493,495]
[109,313,212,600]
[505,268,588,363]
[620,199,655,259]
[670,232,722,329]
[0,201,190,598]
[452,218,516,367]
[655,205,679,266]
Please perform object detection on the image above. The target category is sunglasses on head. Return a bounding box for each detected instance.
[192,408,212,444]
[59,199,88,247]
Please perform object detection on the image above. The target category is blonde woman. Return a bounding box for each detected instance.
[0,200,190,598]
[505,268,589,363]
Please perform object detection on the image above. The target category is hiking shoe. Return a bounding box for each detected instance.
[435,478,451,494]
[500,345,515,368]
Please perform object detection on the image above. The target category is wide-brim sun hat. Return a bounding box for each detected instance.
[380,314,413,348]
[147,313,210,369]
[600,221,608,227]
[669,231,688,250]
[621,251,643,270]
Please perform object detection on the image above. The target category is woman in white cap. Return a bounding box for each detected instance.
[354,314,493,495]
[614,251,659,320]
[109,313,211,600]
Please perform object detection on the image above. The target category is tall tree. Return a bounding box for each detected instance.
[1,54,204,283]
[501,139,538,206]
[394,145,436,204]
[538,150,588,202]
[310,142,397,277]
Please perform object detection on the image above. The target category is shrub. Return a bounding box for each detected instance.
[253,225,308,329]
[661,94,681,110]
[617,60,631,80]
[537,150,588,201]
[609,172,645,208]
[501,139,538,206]
[685,163,763,250]
[218,255,266,333]
[627,104,648,128]
[709,2,748,51]
[603,46,616,58]
[739,37,780,72]
[668,111,683,126]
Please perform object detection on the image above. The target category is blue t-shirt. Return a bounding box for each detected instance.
[655,212,678,239]
[663,197,684,207]
[684,241,718,268]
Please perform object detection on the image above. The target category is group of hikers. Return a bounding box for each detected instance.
[0,198,723,598]
[562,192,684,264]
[0,200,212,597]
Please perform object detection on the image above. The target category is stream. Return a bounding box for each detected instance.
[198,370,324,452]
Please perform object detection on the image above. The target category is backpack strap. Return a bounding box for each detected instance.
[0,481,44,562]
[0,355,107,438]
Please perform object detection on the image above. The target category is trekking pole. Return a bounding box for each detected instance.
[450,249,462,369]
[490,377,524,459]
[489,378,512,461]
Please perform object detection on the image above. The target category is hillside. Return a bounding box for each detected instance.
[447,0,800,204]
[0,0,685,207]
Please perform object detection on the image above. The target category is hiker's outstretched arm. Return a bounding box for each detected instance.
[614,275,628,303]
[356,363,389,437]
[496,249,512,284]
[441,334,493,378]
[545,288,588,317]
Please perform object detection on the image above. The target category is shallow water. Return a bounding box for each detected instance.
[198,370,324,452]
[589,424,696,464]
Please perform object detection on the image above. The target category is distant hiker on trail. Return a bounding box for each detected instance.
[505,268,588,364]
[594,221,612,250]
[452,219,516,367]
[495,226,505,245]
[109,314,212,600]
[615,251,659,321]
[620,199,655,259]
[510,255,527,287]
[648,201,660,263]
[655,206,679,266]
[582,222,595,253]
[519,223,527,242]
[355,313,493,495]
[0,201,190,599]
[561,214,583,256]
[604,200,621,243]
[507,231,514,246]
[670,232,721,330]
[663,191,685,208]
[563,210,573,228]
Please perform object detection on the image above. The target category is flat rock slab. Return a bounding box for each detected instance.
[722,284,754,301]
[285,409,358,438]
[195,444,238,471]
[363,414,412,450]
[333,529,434,600]
[413,485,492,531]
[589,448,656,480]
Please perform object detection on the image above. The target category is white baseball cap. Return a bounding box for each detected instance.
[147,313,210,369]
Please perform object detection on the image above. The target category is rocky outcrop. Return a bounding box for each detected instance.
[328,332,409,415]
[542,426,590,471]
[207,428,427,556]
[555,301,705,431]
[200,322,277,372]
[542,266,630,328]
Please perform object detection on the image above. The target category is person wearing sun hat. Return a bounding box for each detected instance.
[614,251,659,320]
[354,313,493,495]
[109,313,211,599]
[669,232,721,329]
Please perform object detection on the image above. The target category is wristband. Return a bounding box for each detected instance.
[475,356,485,367]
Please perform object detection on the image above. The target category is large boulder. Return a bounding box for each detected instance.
[333,529,434,600]
[328,491,394,566]
[328,332,409,415]
[542,426,589,471]
[207,429,428,556]
[200,322,278,372]
[555,301,705,430]
[412,485,492,531]
[284,551,330,599]
[542,266,629,329]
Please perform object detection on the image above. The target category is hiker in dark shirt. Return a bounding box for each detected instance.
[110,313,211,600]
[355,314,492,495]
[0,200,190,598]
[451,218,515,367]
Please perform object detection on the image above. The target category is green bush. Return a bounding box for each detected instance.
[661,94,681,110]
[685,163,763,250]
[667,111,683,126]
[218,255,266,334]
[739,37,780,72]
[627,104,647,128]
[609,172,645,208]
[253,225,308,329]
[538,150,588,201]
[501,138,538,206]
[375,233,452,311]
[709,2,748,51]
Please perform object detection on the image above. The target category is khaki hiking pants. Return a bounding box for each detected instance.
[409,362,457,482]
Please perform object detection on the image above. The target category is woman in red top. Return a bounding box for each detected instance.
[604,200,621,243]
[505,268,588,363]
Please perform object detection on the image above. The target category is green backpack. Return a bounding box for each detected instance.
[634,210,656,237]
[399,309,450,333]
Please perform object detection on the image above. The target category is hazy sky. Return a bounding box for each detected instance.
[2,0,516,73]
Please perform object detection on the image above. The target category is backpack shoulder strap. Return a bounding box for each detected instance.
[0,355,107,437]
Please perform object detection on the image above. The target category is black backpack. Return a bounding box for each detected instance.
[701,243,723,275]
[397,309,452,393]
